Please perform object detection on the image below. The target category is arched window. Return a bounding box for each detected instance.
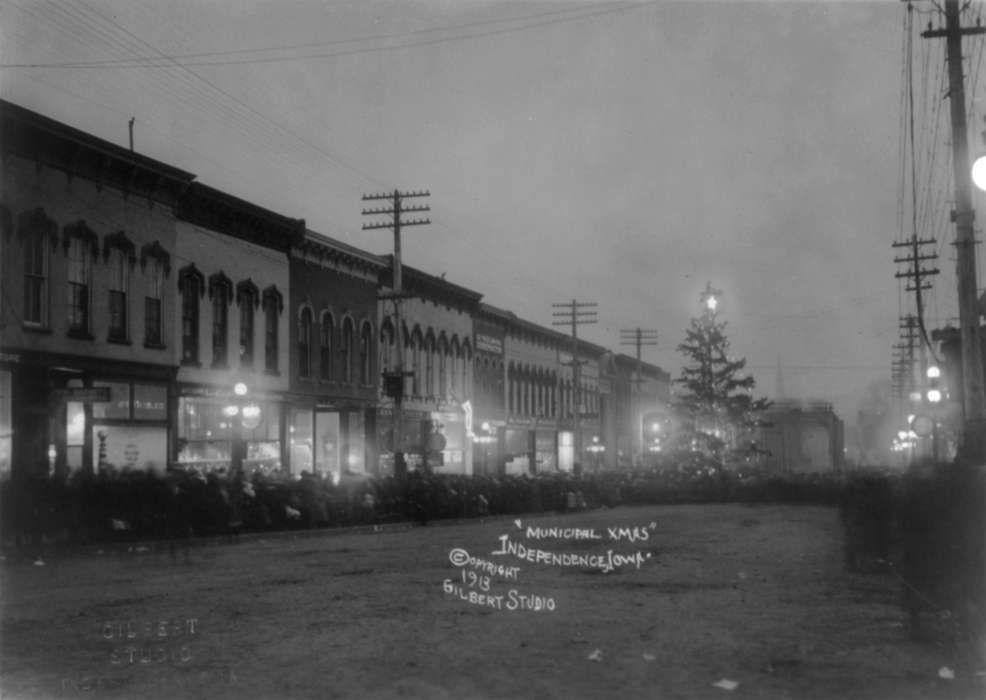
[298,306,313,378]
[461,341,471,400]
[342,317,355,383]
[320,312,334,380]
[209,272,232,367]
[236,279,259,367]
[438,335,449,398]
[449,337,460,399]
[380,319,395,373]
[262,286,283,373]
[425,332,435,397]
[179,265,205,364]
[359,321,372,385]
[411,328,423,396]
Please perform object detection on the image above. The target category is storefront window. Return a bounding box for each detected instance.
[177,396,281,473]
[315,412,340,476]
[66,401,85,470]
[92,382,130,420]
[132,384,167,420]
[91,381,168,472]
[0,371,11,478]
[289,408,314,474]
[347,410,366,473]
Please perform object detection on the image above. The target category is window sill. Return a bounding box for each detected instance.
[107,336,131,346]
[144,341,167,350]
[67,329,94,341]
[22,324,52,335]
[211,362,229,370]
[182,359,202,368]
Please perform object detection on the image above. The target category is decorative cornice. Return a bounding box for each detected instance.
[140,241,171,277]
[102,230,137,267]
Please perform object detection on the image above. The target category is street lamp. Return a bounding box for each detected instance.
[225,382,260,475]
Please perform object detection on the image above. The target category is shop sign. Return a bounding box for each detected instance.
[54,387,111,403]
[476,334,503,354]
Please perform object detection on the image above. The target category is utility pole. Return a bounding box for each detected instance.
[922,0,986,462]
[894,235,938,380]
[620,327,657,466]
[552,300,597,474]
[363,189,430,478]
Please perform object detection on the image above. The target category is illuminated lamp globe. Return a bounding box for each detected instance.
[927,366,941,379]
[927,388,943,404]
[233,382,248,397]
[973,154,986,192]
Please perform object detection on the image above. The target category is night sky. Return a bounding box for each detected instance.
[4,0,984,428]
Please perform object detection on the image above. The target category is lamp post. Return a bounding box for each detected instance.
[224,382,261,476]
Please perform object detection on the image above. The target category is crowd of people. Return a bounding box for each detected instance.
[0,458,846,558]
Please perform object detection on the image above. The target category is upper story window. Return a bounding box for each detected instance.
[19,208,57,329]
[179,265,205,365]
[103,233,135,344]
[23,230,49,327]
[209,272,232,368]
[359,322,372,385]
[262,286,283,374]
[342,317,355,383]
[236,279,258,368]
[107,247,129,342]
[320,312,334,381]
[64,222,98,338]
[298,306,313,379]
[140,242,170,349]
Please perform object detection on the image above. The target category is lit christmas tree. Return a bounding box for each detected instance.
[672,283,770,461]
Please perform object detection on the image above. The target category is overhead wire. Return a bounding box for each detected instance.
[0,1,661,70]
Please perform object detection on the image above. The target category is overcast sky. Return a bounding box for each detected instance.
[4,0,985,426]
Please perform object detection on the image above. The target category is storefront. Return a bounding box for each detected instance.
[430,408,468,473]
[534,429,557,473]
[287,404,369,478]
[88,380,168,473]
[0,351,175,479]
[175,386,283,474]
[375,407,429,474]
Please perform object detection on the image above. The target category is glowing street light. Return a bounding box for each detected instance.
[973,153,986,191]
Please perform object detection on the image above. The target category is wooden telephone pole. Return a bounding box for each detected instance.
[552,300,597,473]
[921,0,986,462]
[620,327,657,465]
[363,189,430,477]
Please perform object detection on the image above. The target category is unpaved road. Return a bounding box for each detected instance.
[1,503,981,699]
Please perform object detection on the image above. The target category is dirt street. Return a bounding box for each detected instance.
[1,503,981,699]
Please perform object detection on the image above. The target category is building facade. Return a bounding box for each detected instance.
[376,261,481,474]
[287,231,384,478]
[0,99,193,479]
[172,183,303,475]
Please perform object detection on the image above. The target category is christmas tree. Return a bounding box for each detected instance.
[672,283,770,461]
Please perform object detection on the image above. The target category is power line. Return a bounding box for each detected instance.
[0,1,659,69]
